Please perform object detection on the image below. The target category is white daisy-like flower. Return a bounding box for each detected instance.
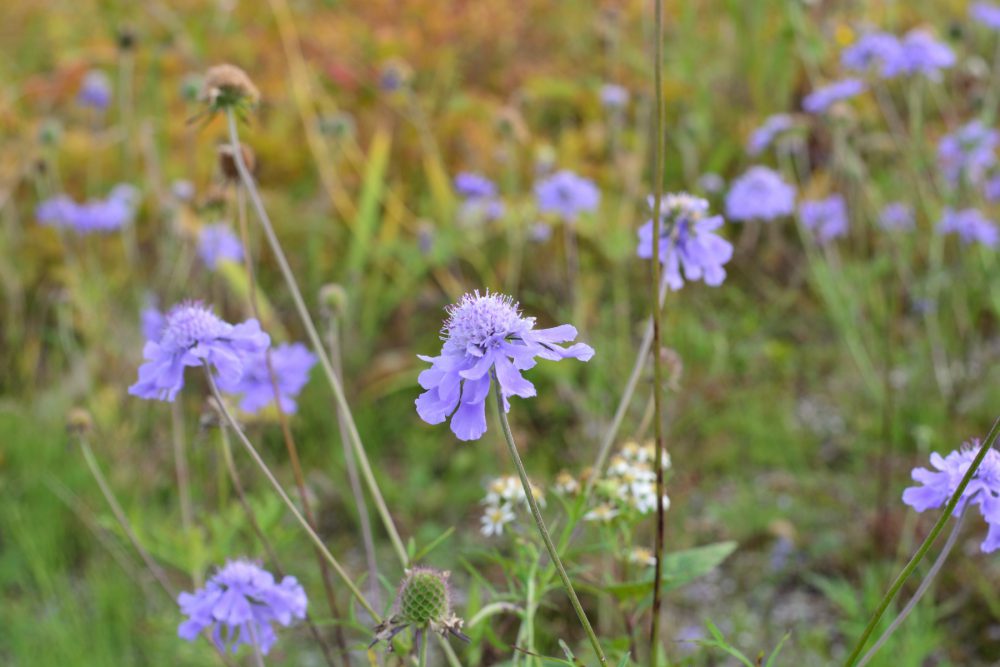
[628,547,656,567]
[583,503,619,523]
[480,503,515,537]
[554,471,580,495]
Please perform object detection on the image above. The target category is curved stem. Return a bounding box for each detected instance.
[492,383,608,666]
[857,506,967,667]
[205,368,380,620]
[843,417,1000,666]
[224,108,408,567]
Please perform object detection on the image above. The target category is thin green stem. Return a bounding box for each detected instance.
[843,417,1000,666]
[649,0,667,663]
[205,368,380,621]
[492,383,608,666]
[224,108,408,567]
[418,629,429,667]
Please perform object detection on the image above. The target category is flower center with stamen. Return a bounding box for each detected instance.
[443,291,530,353]
[161,303,227,351]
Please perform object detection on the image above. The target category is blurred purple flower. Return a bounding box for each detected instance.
[455,172,504,223]
[529,222,552,243]
[128,302,269,402]
[802,78,865,114]
[141,304,165,342]
[799,195,849,243]
[36,185,138,234]
[78,70,112,110]
[937,120,999,187]
[416,291,594,441]
[698,172,725,194]
[939,207,999,247]
[636,193,733,290]
[172,180,195,202]
[841,32,905,78]
[986,174,1000,202]
[973,2,1000,30]
[219,343,316,415]
[178,560,307,654]
[535,170,600,222]
[454,173,497,199]
[747,114,794,155]
[903,439,1000,552]
[725,166,797,222]
[599,83,630,109]
[879,202,914,231]
[889,30,956,79]
[198,223,244,270]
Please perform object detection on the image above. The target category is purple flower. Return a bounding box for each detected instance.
[889,30,956,79]
[725,166,797,222]
[219,343,317,415]
[198,224,244,270]
[172,180,195,202]
[600,83,630,109]
[937,120,999,187]
[178,560,307,654]
[141,304,165,342]
[535,170,600,222]
[939,208,999,247]
[903,439,1000,552]
[799,195,849,243]
[128,302,269,402]
[36,185,138,234]
[77,70,112,110]
[455,172,504,223]
[879,202,914,231]
[415,291,594,441]
[841,32,905,78]
[698,172,725,194]
[746,114,795,156]
[972,2,1000,30]
[986,174,1000,202]
[802,78,865,114]
[636,193,733,290]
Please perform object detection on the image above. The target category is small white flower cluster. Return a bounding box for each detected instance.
[585,439,671,523]
[480,475,545,537]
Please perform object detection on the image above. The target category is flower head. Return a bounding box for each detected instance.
[636,193,733,290]
[841,32,904,78]
[903,439,1000,552]
[36,185,138,234]
[78,70,112,110]
[371,569,468,649]
[219,343,317,415]
[129,302,269,402]
[200,64,260,111]
[600,83,630,109]
[454,172,504,223]
[799,194,849,244]
[177,560,306,654]
[893,30,956,79]
[973,2,1000,30]
[535,170,600,222]
[747,114,795,156]
[198,223,245,270]
[937,120,999,188]
[879,202,914,231]
[802,78,865,114]
[141,303,165,342]
[938,207,999,247]
[480,504,515,537]
[415,291,594,441]
[725,166,797,222]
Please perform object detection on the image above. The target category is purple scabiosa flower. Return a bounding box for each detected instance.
[973,2,1000,30]
[198,223,244,270]
[128,302,269,402]
[535,170,600,223]
[178,559,307,654]
[903,439,1000,552]
[802,78,865,114]
[799,195,849,244]
[36,195,77,228]
[636,193,733,291]
[77,70,112,110]
[841,32,904,78]
[454,172,504,224]
[141,304,165,342]
[219,343,317,415]
[724,166,797,222]
[937,120,999,187]
[415,291,594,441]
[889,30,956,79]
[746,114,794,156]
[35,185,138,234]
[938,207,1000,247]
[599,83,630,109]
[879,202,915,231]
[529,222,553,243]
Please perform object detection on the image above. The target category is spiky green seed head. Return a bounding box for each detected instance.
[398,568,450,627]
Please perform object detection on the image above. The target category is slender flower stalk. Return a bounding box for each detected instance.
[843,417,1000,666]
[649,0,668,662]
[233,183,353,665]
[856,507,967,667]
[204,368,380,621]
[224,107,408,566]
[492,381,608,665]
[170,402,194,560]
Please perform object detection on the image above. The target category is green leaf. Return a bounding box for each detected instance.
[411,526,455,562]
[602,541,737,600]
